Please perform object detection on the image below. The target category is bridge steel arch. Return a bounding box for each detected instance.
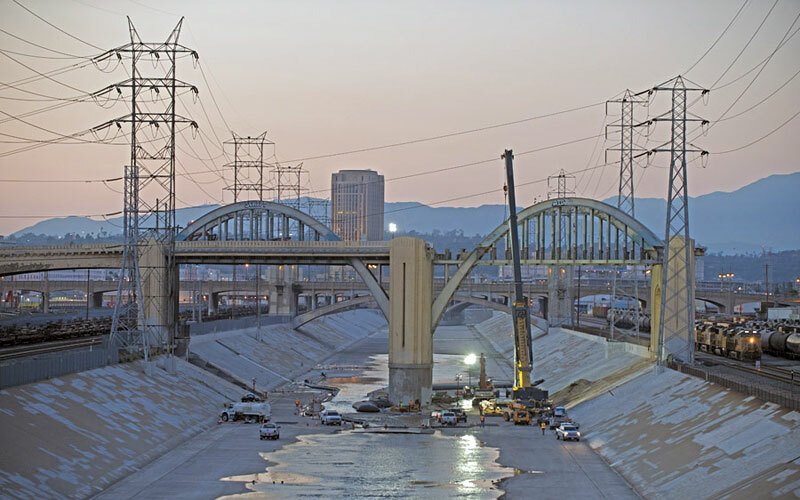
[177,201,389,320]
[432,197,664,329]
[291,295,376,329]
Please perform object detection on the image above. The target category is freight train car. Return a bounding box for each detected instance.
[695,321,761,361]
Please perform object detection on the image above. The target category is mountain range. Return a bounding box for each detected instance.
[9,172,799,254]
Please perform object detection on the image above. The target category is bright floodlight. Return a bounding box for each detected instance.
[388,222,398,233]
[464,353,477,365]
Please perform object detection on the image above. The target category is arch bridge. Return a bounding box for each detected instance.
[0,197,687,408]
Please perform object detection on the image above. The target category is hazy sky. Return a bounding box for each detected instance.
[1,0,798,234]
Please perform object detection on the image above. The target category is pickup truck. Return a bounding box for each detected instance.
[555,423,581,441]
[440,411,457,426]
[320,409,343,425]
[221,402,271,423]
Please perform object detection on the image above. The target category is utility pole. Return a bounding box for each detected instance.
[764,262,770,313]
[102,18,198,360]
[644,76,708,366]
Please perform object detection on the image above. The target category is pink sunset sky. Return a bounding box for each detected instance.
[1,0,798,234]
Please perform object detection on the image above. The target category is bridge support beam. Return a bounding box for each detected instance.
[649,263,663,354]
[140,239,176,348]
[547,265,574,328]
[269,285,297,315]
[388,237,433,407]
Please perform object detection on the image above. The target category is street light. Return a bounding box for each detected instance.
[388,223,397,239]
[464,353,477,389]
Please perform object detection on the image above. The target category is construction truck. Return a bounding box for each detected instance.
[220,402,271,423]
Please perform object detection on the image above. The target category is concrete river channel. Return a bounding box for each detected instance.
[228,354,512,498]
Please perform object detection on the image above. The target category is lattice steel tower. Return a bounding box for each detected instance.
[648,76,708,365]
[606,90,647,339]
[224,132,273,202]
[106,18,198,358]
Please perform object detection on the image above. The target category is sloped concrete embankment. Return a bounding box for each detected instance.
[0,310,386,499]
[0,358,242,499]
[472,312,651,397]
[569,369,800,499]
[188,310,386,391]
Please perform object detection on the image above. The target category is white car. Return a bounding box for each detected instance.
[320,409,342,425]
[440,411,457,426]
[556,423,581,441]
[259,423,280,440]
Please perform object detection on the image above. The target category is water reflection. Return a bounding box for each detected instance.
[230,431,509,499]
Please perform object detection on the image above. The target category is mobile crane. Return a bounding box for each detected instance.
[503,150,548,403]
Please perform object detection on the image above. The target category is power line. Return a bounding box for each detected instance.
[712,106,800,154]
[0,27,92,58]
[710,0,780,89]
[684,0,750,75]
[11,0,105,51]
[713,23,800,91]
[280,101,607,163]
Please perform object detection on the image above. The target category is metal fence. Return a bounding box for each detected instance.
[668,360,800,411]
[188,315,291,336]
[0,335,117,389]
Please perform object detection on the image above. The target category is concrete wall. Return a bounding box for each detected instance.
[189,310,387,391]
[0,357,241,499]
[570,369,800,499]
[0,335,118,389]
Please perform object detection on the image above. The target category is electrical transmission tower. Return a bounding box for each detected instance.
[103,18,198,359]
[224,132,274,202]
[273,162,306,210]
[605,90,648,340]
[646,76,708,366]
[545,170,576,327]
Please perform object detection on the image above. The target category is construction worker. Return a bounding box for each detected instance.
[479,414,485,429]
[539,420,546,435]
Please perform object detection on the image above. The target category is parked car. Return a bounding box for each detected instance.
[449,408,468,423]
[440,411,457,426]
[320,409,343,425]
[241,392,258,402]
[555,423,581,441]
[259,423,280,440]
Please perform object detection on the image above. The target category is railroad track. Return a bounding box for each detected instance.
[0,335,104,362]
[696,353,800,386]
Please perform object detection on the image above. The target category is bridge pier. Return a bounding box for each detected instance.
[656,236,696,363]
[208,292,219,315]
[91,291,104,308]
[269,285,297,315]
[140,238,177,348]
[547,265,574,327]
[388,237,433,407]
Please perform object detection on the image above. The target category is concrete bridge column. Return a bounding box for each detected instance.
[388,237,434,407]
[91,291,104,308]
[547,265,574,327]
[269,285,297,315]
[650,237,695,363]
[208,292,219,315]
[139,238,176,348]
[42,273,50,313]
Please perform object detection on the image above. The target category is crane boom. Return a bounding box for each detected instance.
[502,150,534,392]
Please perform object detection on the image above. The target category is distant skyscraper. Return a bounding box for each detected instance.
[331,169,384,241]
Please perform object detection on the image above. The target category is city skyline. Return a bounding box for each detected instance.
[1,0,799,234]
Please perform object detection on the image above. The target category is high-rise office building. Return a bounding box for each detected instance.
[331,169,384,241]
